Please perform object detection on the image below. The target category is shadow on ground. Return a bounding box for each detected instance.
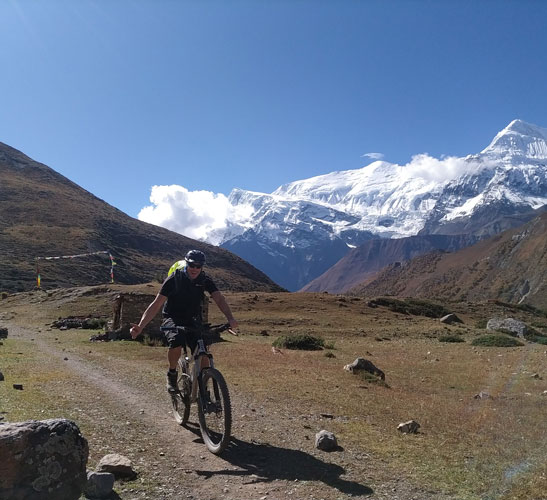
[189,429,373,497]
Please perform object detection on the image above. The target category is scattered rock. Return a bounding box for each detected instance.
[315,430,338,451]
[260,330,269,336]
[474,391,491,400]
[13,384,23,390]
[531,373,542,379]
[440,313,463,325]
[0,372,4,382]
[0,327,8,339]
[397,420,420,434]
[96,453,136,479]
[344,357,385,380]
[0,418,88,499]
[84,470,115,499]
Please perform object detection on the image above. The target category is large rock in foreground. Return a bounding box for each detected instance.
[0,418,88,500]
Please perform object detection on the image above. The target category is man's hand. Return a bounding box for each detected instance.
[228,318,239,336]
[130,324,143,339]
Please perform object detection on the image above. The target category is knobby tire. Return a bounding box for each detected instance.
[197,368,232,455]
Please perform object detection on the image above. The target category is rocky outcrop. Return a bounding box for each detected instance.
[0,418,88,500]
[344,358,385,380]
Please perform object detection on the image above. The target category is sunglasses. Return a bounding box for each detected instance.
[188,263,203,269]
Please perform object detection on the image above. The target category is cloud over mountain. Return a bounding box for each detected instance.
[138,185,253,244]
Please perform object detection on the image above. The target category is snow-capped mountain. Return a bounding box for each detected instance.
[220,120,547,290]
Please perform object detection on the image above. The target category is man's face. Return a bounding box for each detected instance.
[186,261,203,280]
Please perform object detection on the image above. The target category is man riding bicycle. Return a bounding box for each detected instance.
[130,249,239,392]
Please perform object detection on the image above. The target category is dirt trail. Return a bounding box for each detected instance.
[4,321,452,500]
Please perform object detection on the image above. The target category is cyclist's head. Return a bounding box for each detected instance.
[184,249,206,269]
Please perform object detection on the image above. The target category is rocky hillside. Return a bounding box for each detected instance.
[0,142,283,292]
[350,211,547,309]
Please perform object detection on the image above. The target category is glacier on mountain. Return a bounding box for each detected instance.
[218,120,547,289]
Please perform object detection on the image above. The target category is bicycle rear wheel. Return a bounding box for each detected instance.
[171,358,191,426]
[197,368,232,454]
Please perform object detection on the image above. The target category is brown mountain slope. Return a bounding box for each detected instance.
[300,234,478,293]
[0,142,283,292]
[350,212,547,309]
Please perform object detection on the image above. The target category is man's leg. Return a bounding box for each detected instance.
[167,346,182,391]
[168,346,182,370]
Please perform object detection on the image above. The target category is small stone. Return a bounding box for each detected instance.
[397,420,420,434]
[315,430,338,451]
[13,384,23,390]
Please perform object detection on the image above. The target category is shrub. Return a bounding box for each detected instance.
[471,335,524,347]
[439,335,465,343]
[1,292,8,300]
[369,297,451,318]
[475,318,488,329]
[324,351,336,358]
[525,334,547,345]
[272,334,324,350]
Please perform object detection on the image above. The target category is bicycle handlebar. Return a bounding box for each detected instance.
[160,323,237,336]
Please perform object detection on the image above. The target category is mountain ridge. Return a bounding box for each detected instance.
[0,142,283,293]
[219,120,547,290]
[349,211,547,309]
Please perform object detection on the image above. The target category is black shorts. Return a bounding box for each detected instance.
[161,318,200,352]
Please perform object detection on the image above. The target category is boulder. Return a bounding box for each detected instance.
[397,420,420,434]
[440,313,463,324]
[315,430,338,451]
[344,357,385,380]
[84,471,115,499]
[0,418,88,500]
[96,454,136,479]
[486,318,530,338]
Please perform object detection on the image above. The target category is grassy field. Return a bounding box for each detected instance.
[1,287,546,499]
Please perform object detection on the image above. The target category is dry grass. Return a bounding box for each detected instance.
[1,288,546,499]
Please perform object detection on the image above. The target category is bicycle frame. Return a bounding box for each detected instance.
[188,338,215,404]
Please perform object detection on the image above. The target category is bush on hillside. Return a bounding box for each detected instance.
[272,334,325,350]
[492,300,547,318]
[471,335,523,347]
[369,297,451,318]
[439,335,465,343]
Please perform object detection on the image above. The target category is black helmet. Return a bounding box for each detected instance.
[184,249,206,265]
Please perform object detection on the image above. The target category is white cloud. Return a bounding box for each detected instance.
[138,185,253,245]
[361,152,385,160]
[400,153,484,183]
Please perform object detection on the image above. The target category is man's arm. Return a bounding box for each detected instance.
[130,293,167,339]
[210,291,238,330]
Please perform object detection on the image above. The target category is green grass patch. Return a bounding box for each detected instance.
[471,335,524,347]
[272,334,325,350]
[492,300,547,318]
[369,297,451,318]
[439,335,465,343]
[525,334,547,345]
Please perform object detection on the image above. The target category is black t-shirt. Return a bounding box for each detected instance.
[159,269,218,326]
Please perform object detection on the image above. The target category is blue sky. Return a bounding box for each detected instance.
[1,0,546,221]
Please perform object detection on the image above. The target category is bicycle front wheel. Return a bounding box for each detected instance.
[171,358,191,426]
[197,368,232,454]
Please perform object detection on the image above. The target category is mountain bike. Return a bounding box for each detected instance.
[160,323,235,455]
